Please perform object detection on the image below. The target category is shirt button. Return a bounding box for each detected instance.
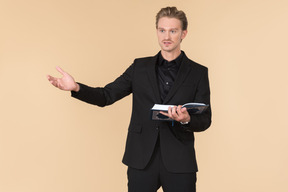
[166,82,169,85]
[156,126,159,130]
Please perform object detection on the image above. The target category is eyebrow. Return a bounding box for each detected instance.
[158,28,179,30]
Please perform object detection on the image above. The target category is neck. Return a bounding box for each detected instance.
[161,49,181,61]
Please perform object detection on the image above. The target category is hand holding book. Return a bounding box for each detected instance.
[151,103,209,121]
[159,105,191,123]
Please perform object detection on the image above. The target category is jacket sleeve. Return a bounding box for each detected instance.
[71,63,134,107]
[183,67,212,132]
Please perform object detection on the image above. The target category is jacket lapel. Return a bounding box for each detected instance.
[163,53,192,104]
[146,54,162,104]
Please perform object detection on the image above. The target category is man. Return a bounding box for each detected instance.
[47,7,211,192]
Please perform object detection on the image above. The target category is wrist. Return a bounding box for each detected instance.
[180,116,190,125]
[73,83,80,92]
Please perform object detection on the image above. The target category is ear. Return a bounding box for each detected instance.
[181,30,188,40]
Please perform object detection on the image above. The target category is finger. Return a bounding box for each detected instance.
[56,66,65,75]
[52,79,60,87]
[48,77,60,88]
[176,105,182,115]
[47,75,52,81]
[167,106,173,118]
[173,106,178,115]
[47,75,56,83]
[181,107,188,113]
[171,106,178,119]
[159,111,169,117]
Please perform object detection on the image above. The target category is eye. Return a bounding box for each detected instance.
[171,30,176,34]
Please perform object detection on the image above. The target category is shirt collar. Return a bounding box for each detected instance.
[158,51,183,68]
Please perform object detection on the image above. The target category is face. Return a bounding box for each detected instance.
[157,17,187,54]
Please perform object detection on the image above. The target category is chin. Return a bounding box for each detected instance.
[162,48,175,53]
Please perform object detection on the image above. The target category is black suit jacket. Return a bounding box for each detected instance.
[72,51,211,173]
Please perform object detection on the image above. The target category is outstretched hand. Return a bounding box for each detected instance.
[47,66,79,92]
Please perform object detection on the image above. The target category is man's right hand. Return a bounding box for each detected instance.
[47,66,80,92]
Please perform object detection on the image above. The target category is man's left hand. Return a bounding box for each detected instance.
[160,105,190,123]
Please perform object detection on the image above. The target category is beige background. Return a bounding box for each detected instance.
[1,0,287,191]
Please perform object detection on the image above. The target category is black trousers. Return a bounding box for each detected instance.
[127,139,197,192]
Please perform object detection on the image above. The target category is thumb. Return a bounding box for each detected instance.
[56,66,66,75]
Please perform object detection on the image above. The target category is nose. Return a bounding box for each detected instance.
[164,31,170,40]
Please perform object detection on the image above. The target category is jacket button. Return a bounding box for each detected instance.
[156,126,159,130]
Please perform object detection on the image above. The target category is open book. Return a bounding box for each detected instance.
[151,103,209,121]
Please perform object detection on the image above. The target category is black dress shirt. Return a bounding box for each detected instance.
[156,51,183,102]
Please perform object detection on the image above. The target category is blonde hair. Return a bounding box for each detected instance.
[156,7,188,30]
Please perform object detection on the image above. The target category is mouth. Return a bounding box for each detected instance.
[163,41,172,46]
